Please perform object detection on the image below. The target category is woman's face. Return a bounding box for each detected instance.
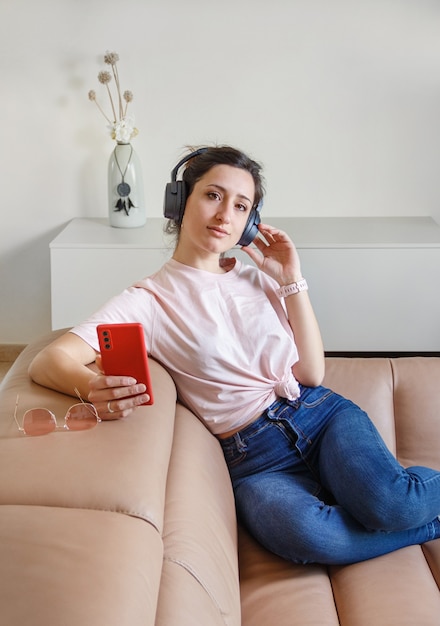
[179,164,256,256]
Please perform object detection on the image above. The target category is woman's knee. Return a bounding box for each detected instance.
[351,477,432,531]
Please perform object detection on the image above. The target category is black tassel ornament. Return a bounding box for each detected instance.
[113,145,136,215]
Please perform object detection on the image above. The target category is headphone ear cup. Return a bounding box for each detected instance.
[237,204,262,247]
[163,148,208,225]
[163,180,187,224]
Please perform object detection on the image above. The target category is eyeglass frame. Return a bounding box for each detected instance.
[13,388,101,436]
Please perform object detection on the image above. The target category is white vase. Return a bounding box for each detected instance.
[108,142,146,228]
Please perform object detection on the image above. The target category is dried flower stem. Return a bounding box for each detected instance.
[89,92,113,124]
[113,63,123,120]
[105,82,117,122]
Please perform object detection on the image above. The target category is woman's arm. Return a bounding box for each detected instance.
[282,284,325,387]
[242,223,325,387]
[28,332,150,419]
[28,332,98,398]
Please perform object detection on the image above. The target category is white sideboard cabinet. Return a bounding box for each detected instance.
[50,217,440,352]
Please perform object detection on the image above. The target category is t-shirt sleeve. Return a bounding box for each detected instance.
[69,286,154,352]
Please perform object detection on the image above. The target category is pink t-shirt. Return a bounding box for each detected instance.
[71,258,300,435]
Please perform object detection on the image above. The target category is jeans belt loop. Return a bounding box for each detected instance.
[234,432,247,453]
[267,398,285,420]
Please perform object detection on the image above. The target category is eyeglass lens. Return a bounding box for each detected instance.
[22,404,98,436]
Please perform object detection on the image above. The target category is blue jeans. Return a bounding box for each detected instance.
[219,385,440,565]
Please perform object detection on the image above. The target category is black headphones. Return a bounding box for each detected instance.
[163,148,262,247]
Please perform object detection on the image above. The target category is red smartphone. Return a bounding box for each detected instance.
[97,323,154,405]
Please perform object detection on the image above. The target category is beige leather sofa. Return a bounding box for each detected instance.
[1,329,440,625]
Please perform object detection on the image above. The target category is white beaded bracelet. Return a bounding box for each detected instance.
[276,278,308,299]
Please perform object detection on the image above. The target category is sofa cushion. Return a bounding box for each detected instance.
[156,404,240,626]
[0,505,163,626]
[330,545,440,626]
[391,357,440,469]
[239,527,339,626]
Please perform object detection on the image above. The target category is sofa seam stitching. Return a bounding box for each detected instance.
[164,555,229,623]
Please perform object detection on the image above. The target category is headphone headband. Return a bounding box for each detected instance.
[170,148,208,183]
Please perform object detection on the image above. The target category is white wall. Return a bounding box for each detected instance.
[1,0,440,342]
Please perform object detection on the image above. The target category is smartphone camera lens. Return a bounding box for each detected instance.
[102,331,111,349]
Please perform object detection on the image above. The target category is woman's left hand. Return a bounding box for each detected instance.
[241,223,303,285]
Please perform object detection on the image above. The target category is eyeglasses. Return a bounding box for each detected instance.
[14,389,101,436]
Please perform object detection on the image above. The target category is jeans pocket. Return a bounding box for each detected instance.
[299,386,334,409]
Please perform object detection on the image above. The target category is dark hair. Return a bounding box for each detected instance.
[183,145,264,207]
[165,145,265,237]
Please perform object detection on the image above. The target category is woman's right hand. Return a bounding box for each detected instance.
[87,355,150,419]
[29,332,150,417]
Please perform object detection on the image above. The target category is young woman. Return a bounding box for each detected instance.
[29,145,440,565]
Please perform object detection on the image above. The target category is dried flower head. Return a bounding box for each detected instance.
[98,71,112,85]
[88,52,138,142]
[104,51,119,65]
